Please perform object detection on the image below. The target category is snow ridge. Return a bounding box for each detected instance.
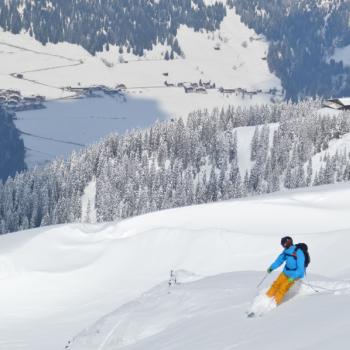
[1,182,350,349]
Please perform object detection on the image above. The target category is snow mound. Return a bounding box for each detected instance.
[1,182,350,349]
[170,269,203,284]
[247,292,277,317]
[68,272,350,350]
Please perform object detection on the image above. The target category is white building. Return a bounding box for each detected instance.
[323,98,350,110]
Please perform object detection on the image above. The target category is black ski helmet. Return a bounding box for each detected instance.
[281,236,293,247]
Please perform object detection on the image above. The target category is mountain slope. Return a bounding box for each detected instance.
[0,5,281,168]
[0,0,226,55]
[0,6,280,100]
[2,99,350,235]
[1,182,350,349]
[69,271,350,350]
[233,0,350,100]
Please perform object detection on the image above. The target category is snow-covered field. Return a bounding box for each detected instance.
[1,8,281,166]
[1,182,350,349]
[14,93,170,167]
[71,272,350,350]
[311,130,350,171]
[1,10,279,97]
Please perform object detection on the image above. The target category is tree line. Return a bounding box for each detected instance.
[1,99,350,234]
[0,0,226,57]
[232,0,350,100]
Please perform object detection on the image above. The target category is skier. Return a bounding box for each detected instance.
[266,236,305,305]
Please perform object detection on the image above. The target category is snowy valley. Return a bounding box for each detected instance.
[0,7,280,167]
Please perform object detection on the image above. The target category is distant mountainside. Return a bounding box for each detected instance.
[0,107,26,181]
[0,0,226,57]
[233,0,350,100]
[2,0,350,100]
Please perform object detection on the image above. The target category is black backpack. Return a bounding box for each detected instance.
[284,243,310,269]
[294,243,310,268]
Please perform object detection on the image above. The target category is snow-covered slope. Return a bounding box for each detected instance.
[1,9,279,100]
[1,182,350,349]
[311,129,350,169]
[70,272,350,350]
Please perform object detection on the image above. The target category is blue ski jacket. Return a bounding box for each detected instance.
[270,245,305,279]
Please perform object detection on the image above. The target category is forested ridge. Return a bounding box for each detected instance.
[0,0,226,56]
[2,0,350,99]
[232,0,350,100]
[1,100,350,234]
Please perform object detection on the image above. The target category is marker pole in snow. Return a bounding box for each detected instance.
[257,273,269,288]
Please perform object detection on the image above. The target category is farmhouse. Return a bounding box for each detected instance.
[323,98,350,110]
[9,94,21,102]
[5,100,19,109]
[164,80,175,87]
[116,84,127,90]
[35,95,46,102]
[195,87,207,94]
[23,96,37,103]
[184,86,195,93]
[199,80,215,89]
[103,87,121,95]
[0,90,46,111]
[219,87,236,94]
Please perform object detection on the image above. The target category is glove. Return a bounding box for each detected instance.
[288,277,294,283]
[267,267,273,273]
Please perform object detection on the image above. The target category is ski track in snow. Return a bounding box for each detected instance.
[69,271,350,350]
[1,183,350,349]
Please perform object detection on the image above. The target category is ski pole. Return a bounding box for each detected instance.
[298,279,321,293]
[298,279,350,294]
[257,273,269,288]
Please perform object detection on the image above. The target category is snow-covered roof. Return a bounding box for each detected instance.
[337,97,350,106]
[323,100,343,109]
[324,97,350,109]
